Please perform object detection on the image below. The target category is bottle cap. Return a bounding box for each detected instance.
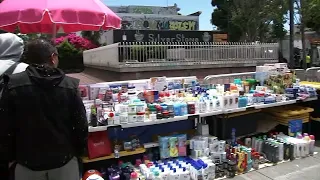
[154,171,160,177]
[130,172,138,178]
[310,135,315,140]
[202,163,208,168]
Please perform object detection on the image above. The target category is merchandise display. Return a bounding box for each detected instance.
[80,65,316,131]
[85,132,316,180]
[80,64,319,180]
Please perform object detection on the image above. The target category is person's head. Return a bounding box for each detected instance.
[23,39,59,68]
[0,33,24,62]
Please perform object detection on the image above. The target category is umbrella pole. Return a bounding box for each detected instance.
[52,23,56,39]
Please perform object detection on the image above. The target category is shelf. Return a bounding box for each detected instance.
[88,99,314,132]
[223,107,247,114]
[82,148,146,163]
[254,100,297,109]
[302,97,318,102]
[121,116,190,128]
[144,140,190,149]
[199,110,223,118]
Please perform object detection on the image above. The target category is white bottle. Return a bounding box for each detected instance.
[189,165,195,180]
[205,98,213,112]
[179,168,190,180]
[202,164,210,180]
[196,166,203,180]
[216,96,223,110]
[161,169,170,180]
[199,100,207,113]
[207,163,216,180]
[222,93,229,109]
[169,169,179,180]
[232,93,239,109]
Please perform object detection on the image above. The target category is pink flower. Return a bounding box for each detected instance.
[54,33,97,50]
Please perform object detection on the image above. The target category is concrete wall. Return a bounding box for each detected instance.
[76,66,256,83]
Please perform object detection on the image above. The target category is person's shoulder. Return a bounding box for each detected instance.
[6,71,31,89]
[59,75,80,90]
[12,62,29,74]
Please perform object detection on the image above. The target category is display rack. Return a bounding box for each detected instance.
[87,99,313,133]
[84,97,317,163]
[82,69,319,180]
[82,148,146,163]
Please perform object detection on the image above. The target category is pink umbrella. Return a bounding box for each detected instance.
[0,0,121,34]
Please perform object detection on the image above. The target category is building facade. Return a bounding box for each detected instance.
[108,4,199,31]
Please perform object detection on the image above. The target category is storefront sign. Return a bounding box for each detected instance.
[168,21,196,30]
[112,30,221,43]
[119,14,199,30]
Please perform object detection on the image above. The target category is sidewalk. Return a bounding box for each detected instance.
[233,143,320,180]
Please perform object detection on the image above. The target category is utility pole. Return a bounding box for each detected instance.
[226,0,230,42]
[289,0,295,68]
[299,0,307,69]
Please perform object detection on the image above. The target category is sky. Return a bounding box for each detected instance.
[103,0,214,30]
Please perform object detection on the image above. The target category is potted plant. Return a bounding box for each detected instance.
[54,33,97,73]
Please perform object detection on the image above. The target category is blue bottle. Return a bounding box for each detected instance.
[174,103,181,116]
[180,102,188,116]
[238,96,248,108]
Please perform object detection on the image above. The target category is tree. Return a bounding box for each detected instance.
[211,0,288,42]
[81,31,102,46]
[304,0,320,32]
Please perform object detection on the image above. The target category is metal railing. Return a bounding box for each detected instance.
[203,72,256,84]
[83,42,279,68]
[203,69,320,85]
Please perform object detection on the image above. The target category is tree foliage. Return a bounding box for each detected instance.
[304,0,320,32]
[211,0,288,42]
[81,31,102,46]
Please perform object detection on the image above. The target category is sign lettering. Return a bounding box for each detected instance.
[169,21,196,30]
[112,29,216,43]
[132,7,153,14]
[148,34,200,42]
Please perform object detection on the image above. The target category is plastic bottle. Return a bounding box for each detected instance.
[161,169,170,180]
[195,165,203,180]
[180,102,188,116]
[154,171,163,180]
[130,172,139,180]
[207,163,215,180]
[222,92,230,109]
[216,95,224,110]
[174,103,181,116]
[168,169,179,180]
[179,167,190,180]
[202,163,210,180]
[199,99,207,113]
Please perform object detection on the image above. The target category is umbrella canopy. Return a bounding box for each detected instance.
[0,0,121,33]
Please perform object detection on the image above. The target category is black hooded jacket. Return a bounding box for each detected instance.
[0,64,88,171]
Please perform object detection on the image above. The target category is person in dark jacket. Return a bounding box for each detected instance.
[0,39,88,180]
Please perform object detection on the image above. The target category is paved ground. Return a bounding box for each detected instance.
[232,143,320,180]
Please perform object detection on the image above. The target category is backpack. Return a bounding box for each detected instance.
[0,62,19,97]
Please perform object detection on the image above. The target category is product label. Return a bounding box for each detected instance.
[209,102,214,110]
[229,98,233,105]
[136,105,144,112]
[216,100,220,108]
[120,116,128,123]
